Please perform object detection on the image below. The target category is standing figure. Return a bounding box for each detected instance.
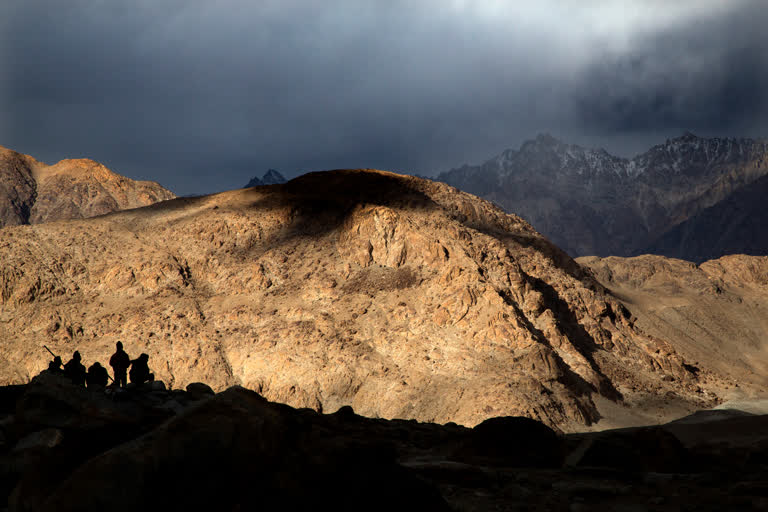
[129,353,154,385]
[86,362,109,390]
[109,341,131,388]
[63,351,87,386]
[47,356,64,374]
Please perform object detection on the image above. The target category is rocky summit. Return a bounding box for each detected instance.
[0,169,731,432]
[0,144,175,227]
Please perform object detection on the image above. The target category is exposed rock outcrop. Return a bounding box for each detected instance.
[0,146,43,226]
[0,170,725,431]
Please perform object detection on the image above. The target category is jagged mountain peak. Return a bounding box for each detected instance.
[532,132,563,146]
[632,133,766,179]
[519,133,568,154]
[261,168,286,185]
[486,135,628,180]
[438,132,768,257]
[677,131,699,142]
[245,169,287,188]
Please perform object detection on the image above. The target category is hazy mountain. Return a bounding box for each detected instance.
[642,174,768,262]
[0,169,747,432]
[245,169,287,187]
[438,133,768,258]
[0,145,175,227]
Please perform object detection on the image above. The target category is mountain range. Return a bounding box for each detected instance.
[1,143,767,434]
[438,133,768,261]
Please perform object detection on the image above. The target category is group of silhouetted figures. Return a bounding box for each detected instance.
[46,341,154,390]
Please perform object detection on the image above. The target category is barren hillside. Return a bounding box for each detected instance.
[579,254,768,393]
[0,170,734,431]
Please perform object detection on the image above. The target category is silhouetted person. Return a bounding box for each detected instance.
[109,341,130,388]
[86,362,109,390]
[63,351,86,386]
[129,353,154,385]
[47,356,63,374]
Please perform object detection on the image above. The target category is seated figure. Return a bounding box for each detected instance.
[129,353,155,385]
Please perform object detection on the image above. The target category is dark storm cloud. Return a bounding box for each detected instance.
[1,1,766,194]
[573,0,768,137]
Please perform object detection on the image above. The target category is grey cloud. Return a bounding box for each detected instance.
[1,1,766,194]
[572,1,768,137]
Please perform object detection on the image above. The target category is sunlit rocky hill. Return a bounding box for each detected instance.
[3,169,758,432]
[0,144,175,227]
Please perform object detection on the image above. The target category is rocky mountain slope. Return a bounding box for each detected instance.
[641,174,768,262]
[438,133,768,258]
[0,169,730,432]
[0,145,175,227]
[578,254,768,395]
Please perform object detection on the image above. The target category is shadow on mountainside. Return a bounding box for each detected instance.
[256,170,597,284]
[504,295,606,425]
[102,169,599,288]
[528,276,623,402]
[262,169,442,237]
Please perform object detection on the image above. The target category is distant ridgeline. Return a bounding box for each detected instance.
[245,169,287,187]
[437,133,768,262]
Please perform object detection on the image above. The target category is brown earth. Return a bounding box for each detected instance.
[578,254,768,426]
[0,170,733,431]
[0,144,175,227]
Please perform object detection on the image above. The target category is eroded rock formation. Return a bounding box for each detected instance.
[0,170,724,430]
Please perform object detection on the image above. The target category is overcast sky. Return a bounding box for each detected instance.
[2,1,766,195]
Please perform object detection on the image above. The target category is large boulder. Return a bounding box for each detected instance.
[453,416,564,467]
[571,427,689,473]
